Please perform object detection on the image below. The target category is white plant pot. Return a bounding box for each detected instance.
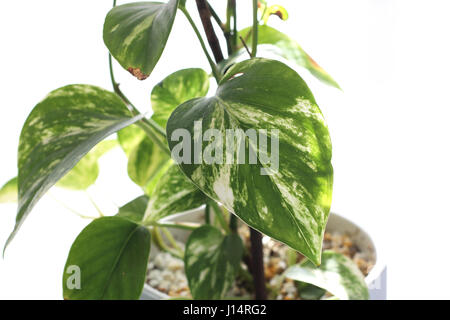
[140,208,386,300]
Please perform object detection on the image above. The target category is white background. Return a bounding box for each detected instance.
[1,0,449,299]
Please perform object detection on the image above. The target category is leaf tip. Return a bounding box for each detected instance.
[127,67,149,80]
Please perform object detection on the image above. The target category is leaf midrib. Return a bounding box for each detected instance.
[100,223,141,299]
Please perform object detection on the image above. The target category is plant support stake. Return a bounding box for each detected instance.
[250,227,267,299]
[196,0,224,63]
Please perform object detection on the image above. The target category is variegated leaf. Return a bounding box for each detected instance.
[0,177,18,203]
[57,139,118,190]
[151,68,210,128]
[118,124,171,189]
[285,251,369,300]
[63,216,151,300]
[5,85,142,251]
[118,124,146,157]
[103,0,180,80]
[144,160,172,196]
[144,164,207,224]
[166,58,333,265]
[239,25,340,89]
[127,134,170,187]
[184,225,244,299]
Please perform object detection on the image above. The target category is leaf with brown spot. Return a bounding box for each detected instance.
[127,68,149,81]
[104,0,180,80]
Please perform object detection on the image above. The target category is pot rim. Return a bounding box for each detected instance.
[142,207,385,299]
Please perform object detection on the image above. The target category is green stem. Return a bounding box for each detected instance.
[161,227,182,252]
[207,1,224,30]
[49,193,98,220]
[251,0,258,58]
[85,191,104,217]
[109,54,169,156]
[152,227,183,259]
[180,7,220,82]
[153,221,201,231]
[232,0,237,50]
[225,0,233,54]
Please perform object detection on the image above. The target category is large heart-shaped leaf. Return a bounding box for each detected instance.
[103,0,180,80]
[184,225,244,299]
[0,177,18,203]
[144,164,207,224]
[151,68,210,128]
[4,85,142,251]
[166,58,333,265]
[63,216,151,300]
[285,251,369,300]
[57,139,118,190]
[116,195,149,223]
[239,25,340,89]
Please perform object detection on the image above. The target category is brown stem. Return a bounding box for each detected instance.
[250,228,267,300]
[195,0,224,63]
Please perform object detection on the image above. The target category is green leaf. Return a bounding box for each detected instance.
[151,68,210,128]
[144,159,172,196]
[118,124,171,189]
[285,251,369,300]
[296,281,326,300]
[184,225,244,299]
[5,84,142,251]
[116,195,149,223]
[239,25,340,89]
[103,0,180,80]
[0,177,18,203]
[166,58,333,265]
[127,134,170,187]
[144,165,207,224]
[118,124,146,157]
[63,216,151,300]
[57,139,118,190]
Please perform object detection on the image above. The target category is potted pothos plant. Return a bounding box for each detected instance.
[0,0,379,300]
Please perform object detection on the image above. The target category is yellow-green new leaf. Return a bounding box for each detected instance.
[127,135,170,187]
[0,177,18,203]
[151,68,210,128]
[118,124,146,157]
[118,125,170,188]
[166,59,333,265]
[239,25,340,89]
[103,0,180,80]
[5,85,142,251]
[57,139,118,190]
